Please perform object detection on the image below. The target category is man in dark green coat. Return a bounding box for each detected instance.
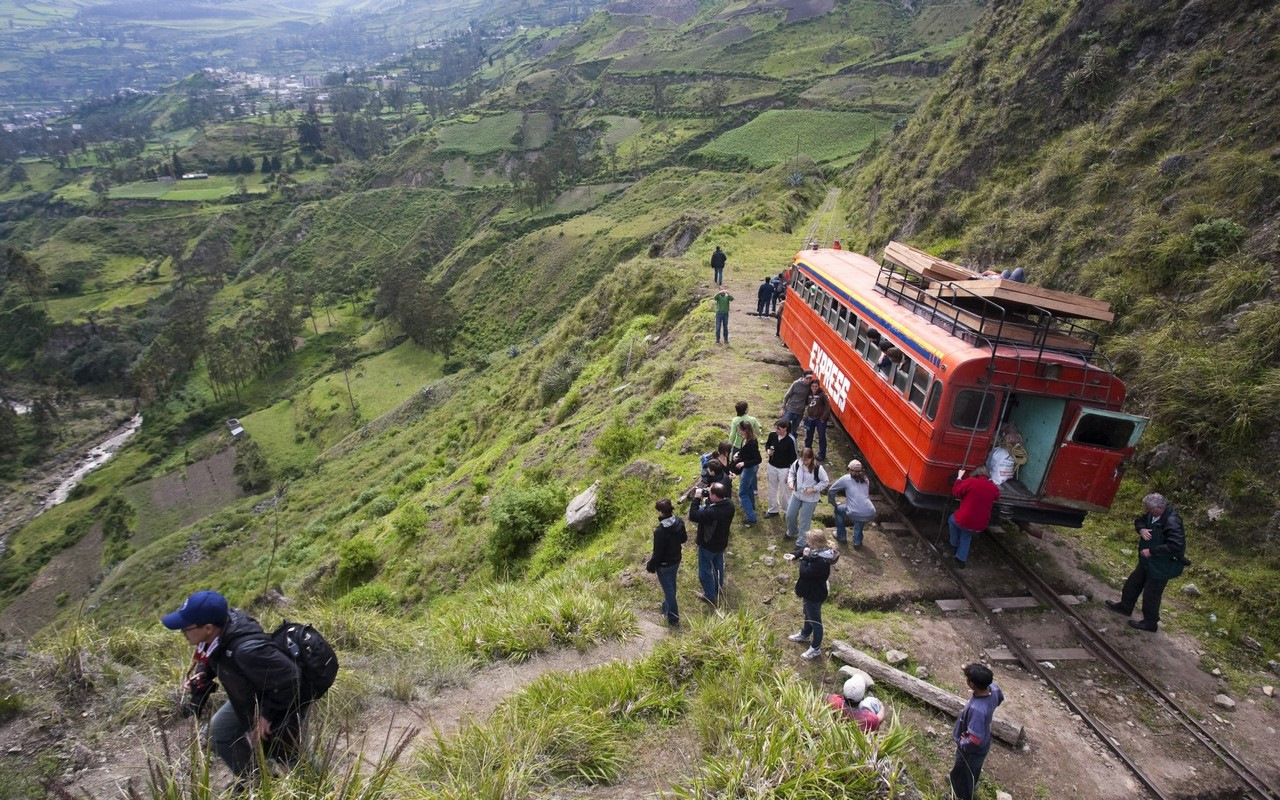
[1105,493,1187,632]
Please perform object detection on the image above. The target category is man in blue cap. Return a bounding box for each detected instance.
[163,590,302,785]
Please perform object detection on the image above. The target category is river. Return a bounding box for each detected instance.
[38,413,144,512]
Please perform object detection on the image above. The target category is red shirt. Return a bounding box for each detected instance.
[953,476,1000,531]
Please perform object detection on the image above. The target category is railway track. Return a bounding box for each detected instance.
[880,501,1278,800]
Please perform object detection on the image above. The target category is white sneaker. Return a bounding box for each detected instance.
[787,632,809,643]
[801,646,822,660]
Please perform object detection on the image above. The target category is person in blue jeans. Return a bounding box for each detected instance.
[645,498,687,626]
[688,482,735,605]
[785,447,829,550]
[950,663,1005,800]
[827,459,876,547]
[787,530,839,660]
[713,289,733,344]
[730,420,762,526]
[802,381,832,461]
[710,246,726,284]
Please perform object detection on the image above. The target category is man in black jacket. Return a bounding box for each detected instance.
[1105,493,1187,632]
[163,590,302,781]
[689,482,735,605]
[646,498,687,626]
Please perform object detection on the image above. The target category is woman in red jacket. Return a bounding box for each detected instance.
[949,466,1000,568]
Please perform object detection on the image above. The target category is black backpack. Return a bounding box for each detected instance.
[271,620,339,705]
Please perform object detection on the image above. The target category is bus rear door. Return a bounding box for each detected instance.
[1041,408,1148,509]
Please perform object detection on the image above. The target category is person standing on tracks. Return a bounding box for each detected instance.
[711,246,726,285]
[764,419,798,519]
[802,377,832,462]
[689,481,735,605]
[949,466,1000,568]
[645,498,687,627]
[786,447,829,549]
[1105,493,1188,632]
[950,663,1005,800]
[781,370,814,432]
[713,288,733,345]
[828,459,876,548]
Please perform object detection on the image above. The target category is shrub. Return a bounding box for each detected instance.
[366,495,397,518]
[337,538,380,587]
[233,438,272,493]
[1189,218,1245,263]
[338,583,396,611]
[356,488,378,506]
[486,483,567,568]
[393,504,427,542]
[595,419,649,464]
[538,350,583,405]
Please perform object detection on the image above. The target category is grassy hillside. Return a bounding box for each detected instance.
[840,0,1280,635]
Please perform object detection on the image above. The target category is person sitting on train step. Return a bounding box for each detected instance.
[802,378,832,462]
[781,370,814,432]
[828,460,876,548]
[948,466,1000,568]
[756,277,773,316]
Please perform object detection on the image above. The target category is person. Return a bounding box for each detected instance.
[802,377,831,461]
[832,240,842,250]
[878,345,903,379]
[710,245,726,285]
[702,458,733,499]
[781,370,814,432]
[950,663,1004,800]
[756,277,773,316]
[769,273,785,315]
[645,498,687,627]
[949,466,1000,568]
[713,288,733,344]
[1105,493,1187,632]
[828,459,876,548]
[700,441,732,484]
[785,447,829,549]
[728,401,763,451]
[764,419,798,518]
[786,529,838,660]
[162,590,303,786]
[688,481,735,605]
[730,420,762,526]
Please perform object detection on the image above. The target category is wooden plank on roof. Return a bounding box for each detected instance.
[950,306,1095,351]
[940,279,1114,322]
[885,241,979,281]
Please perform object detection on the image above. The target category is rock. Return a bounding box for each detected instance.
[1120,548,1133,556]
[1181,583,1201,597]
[885,649,909,666]
[565,481,600,531]
[1269,660,1280,675]
[1039,662,1056,670]
[1214,694,1236,711]
[1206,504,1225,521]
[621,460,665,482]
[1241,635,1263,652]
[655,436,666,450]
[915,666,930,679]
[761,556,776,566]
[1263,686,1273,698]
[1211,668,1222,677]
[996,792,1013,800]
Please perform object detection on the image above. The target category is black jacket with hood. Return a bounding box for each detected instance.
[689,495,735,552]
[646,514,687,571]
[200,610,301,730]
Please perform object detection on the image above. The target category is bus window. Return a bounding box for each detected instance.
[863,329,882,362]
[844,312,860,344]
[826,295,840,326]
[924,380,942,420]
[952,390,996,431]
[835,305,848,337]
[893,358,911,393]
[1071,412,1139,449]
[909,365,930,409]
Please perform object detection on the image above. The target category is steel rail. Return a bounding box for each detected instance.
[892,510,1173,800]
[990,529,1278,800]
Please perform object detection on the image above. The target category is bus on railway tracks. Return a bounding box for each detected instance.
[780,241,1147,527]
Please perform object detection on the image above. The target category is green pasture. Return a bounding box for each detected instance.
[522,111,554,150]
[0,160,68,200]
[108,175,271,201]
[534,183,632,218]
[599,115,643,148]
[441,156,507,187]
[436,111,523,155]
[694,110,896,167]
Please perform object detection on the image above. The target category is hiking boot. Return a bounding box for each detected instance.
[1104,600,1130,616]
[787,632,809,643]
[1128,619,1158,632]
[801,646,823,660]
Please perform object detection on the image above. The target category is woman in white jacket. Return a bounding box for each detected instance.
[785,447,829,549]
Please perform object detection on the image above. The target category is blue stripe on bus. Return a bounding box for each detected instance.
[796,261,944,368]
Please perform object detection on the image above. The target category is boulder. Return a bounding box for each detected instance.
[885,649,909,666]
[1213,694,1236,711]
[565,481,601,531]
[1181,583,1201,597]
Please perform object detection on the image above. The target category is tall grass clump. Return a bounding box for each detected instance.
[485,481,567,567]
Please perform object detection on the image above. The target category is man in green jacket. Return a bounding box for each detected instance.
[713,289,733,344]
[1105,493,1187,632]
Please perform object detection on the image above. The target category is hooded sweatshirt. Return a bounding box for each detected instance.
[646,515,687,571]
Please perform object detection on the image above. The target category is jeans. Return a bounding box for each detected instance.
[782,411,803,434]
[833,504,866,545]
[715,311,729,343]
[713,266,724,285]
[738,464,758,523]
[1119,561,1169,626]
[765,464,792,514]
[757,296,770,315]
[803,418,827,460]
[800,598,824,648]
[949,513,978,563]
[697,547,725,603]
[657,562,680,625]
[786,495,818,547]
[949,746,990,800]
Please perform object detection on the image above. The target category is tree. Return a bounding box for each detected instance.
[292,152,304,171]
[90,173,111,202]
[261,155,272,174]
[239,155,255,173]
[270,155,281,172]
[171,152,185,177]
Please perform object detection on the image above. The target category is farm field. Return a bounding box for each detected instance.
[436,111,524,155]
[694,109,896,167]
[106,175,272,201]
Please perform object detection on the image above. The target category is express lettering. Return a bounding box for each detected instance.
[809,342,851,412]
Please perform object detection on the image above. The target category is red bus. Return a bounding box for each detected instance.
[780,245,1147,527]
